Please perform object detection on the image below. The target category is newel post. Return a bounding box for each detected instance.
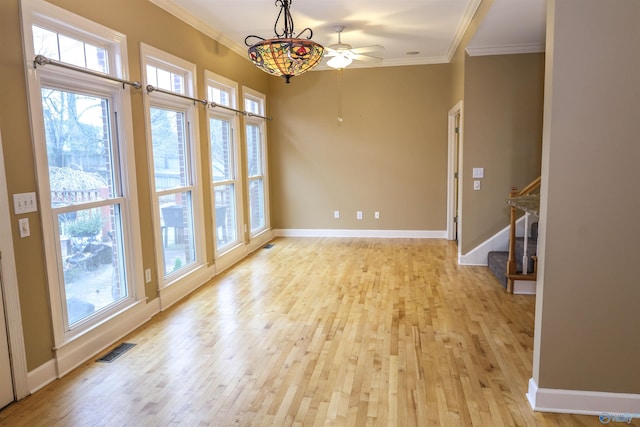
[506,187,518,293]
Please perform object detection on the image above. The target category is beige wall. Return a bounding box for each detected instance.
[0,0,55,371]
[0,0,268,370]
[268,65,451,231]
[534,0,640,393]
[450,0,495,104]
[461,53,545,254]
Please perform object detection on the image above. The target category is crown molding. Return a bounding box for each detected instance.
[148,0,248,60]
[466,42,545,57]
[447,0,483,62]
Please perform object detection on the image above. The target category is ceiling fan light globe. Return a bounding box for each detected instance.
[327,55,353,69]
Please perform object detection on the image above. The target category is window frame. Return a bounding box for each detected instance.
[21,0,145,346]
[141,43,206,288]
[205,71,244,255]
[242,87,270,238]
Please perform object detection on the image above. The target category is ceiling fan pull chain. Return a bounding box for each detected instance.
[337,69,343,123]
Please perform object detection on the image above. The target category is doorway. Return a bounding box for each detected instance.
[447,101,463,244]
[0,129,13,408]
[0,129,28,405]
[0,265,14,408]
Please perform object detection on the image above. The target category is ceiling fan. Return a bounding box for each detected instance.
[324,26,384,69]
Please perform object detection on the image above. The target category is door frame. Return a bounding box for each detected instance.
[0,130,29,400]
[446,101,463,244]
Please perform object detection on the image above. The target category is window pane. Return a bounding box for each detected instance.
[159,192,195,275]
[146,65,158,87]
[156,68,172,91]
[245,98,260,115]
[32,26,107,73]
[210,118,232,182]
[246,124,262,177]
[58,34,86,68]
[41,88,116,206]
[147,64,184,94]
[214,184,237,248]
[208,87,230,107]
[172,74,184,94]
[150,107,188,191]
[33,25,60,60]
[249,179,265,232]
[84,44,107,73]
[59,205,126,326]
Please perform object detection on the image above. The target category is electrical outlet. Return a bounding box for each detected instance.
[334,210,340,219]
[145,268,152,283]
[375,211,380,219]
[356,211,363,220]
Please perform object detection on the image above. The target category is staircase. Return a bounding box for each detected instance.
[487,176,541,293]
[488,222,537,288]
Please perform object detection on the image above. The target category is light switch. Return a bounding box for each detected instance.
[13,192,38,214]
[18,218,30,238]
[474,180,481,191]
[472,168,484,179]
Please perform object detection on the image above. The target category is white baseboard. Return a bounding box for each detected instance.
[246,229,274,252]
[214,230,274,275]
[55,300,157,378]
[273,229,447,239]
[513,280,537,295]
[158,264,216,311]
[458,216,528,266]
[26,358,57,394]
[527,378,640,416]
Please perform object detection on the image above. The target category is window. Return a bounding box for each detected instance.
[32,25,108,72]
[243,88,269,235]
[207,72,242,253]
[42,88,128,326]
[22,0,144,342]
[142,44,204,284]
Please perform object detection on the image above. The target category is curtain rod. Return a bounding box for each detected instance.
[210,102,244,115]
[33,55,142,89]
[208,102,272,120]
[33,56,273,121]
[246,112,272,121]
[146,85,208,105]
[148,86,272,121]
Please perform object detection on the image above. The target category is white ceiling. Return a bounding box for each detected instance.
[466,0,546,56]
[149,0,546,70]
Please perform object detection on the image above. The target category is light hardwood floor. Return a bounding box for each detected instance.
[0,237,630,426]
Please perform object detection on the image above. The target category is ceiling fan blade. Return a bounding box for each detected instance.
[353,53,384,63]
[351,45,385,55]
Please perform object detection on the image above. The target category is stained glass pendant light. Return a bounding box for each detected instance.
[244,0,324,84]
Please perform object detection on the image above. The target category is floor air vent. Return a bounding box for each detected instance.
[96,342,136,363]
[263,243,274,249]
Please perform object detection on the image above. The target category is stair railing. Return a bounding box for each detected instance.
[506,176,541,293]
